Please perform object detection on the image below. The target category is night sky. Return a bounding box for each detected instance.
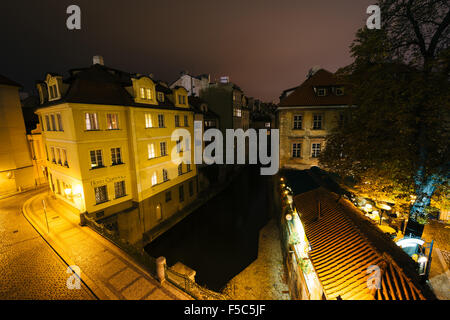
[1,0,374,102]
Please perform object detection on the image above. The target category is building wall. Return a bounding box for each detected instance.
[27,124,48,186]
[0,84,34,195]
[278,108,342,170]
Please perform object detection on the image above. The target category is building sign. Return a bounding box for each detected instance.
[90,175,126,187]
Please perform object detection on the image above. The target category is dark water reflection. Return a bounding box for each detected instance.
[144,165,271,292]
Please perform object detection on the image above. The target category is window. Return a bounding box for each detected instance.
[90,150,104,168]
[176,139,182,153]
[163,169,168,182]
[187,164,191,172]
[336,87,344,96]
[156,203,162,221]
[166,191,172,202]
[57,113,63,131]
[146,88,152,100]
[292,143,301,158]
[148,143,156,159]
[189,181,194,197]
[312,143,321,158]
[145,113,153,128]
[49,85,58,99]
[62,149,68,167]
[50,114,56,131]
[50,147,56,163]
[56,148,62,165]
[317,88,326,96]
[157,92,164,102]
[107,113,119,130]
[95,185,108,204]
[114,181,126,199]
[175,115,180,127]
[111,148,122,165]
[85,113,99,130]
[160,142,167,156]
[45,115,51,131]
[179,185,184,202]
[312,114,323,130]
[178,164,183,176]
[140,87,145,99]
[178,95,186,105]
[184,115,188,127]
[293,115,302,130]
[45,145,49,161]
[233,108,242,117]
[158,114,165,128]
[151,172,157,186]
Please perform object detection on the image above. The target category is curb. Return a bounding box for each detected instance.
[22,194,111,300]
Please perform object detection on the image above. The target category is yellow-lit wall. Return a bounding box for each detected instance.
[278,108,343,170]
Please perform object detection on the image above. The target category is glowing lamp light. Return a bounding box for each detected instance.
[285,214,293,221]
[280,178,284,182]
[64,188,72,196]
[73,185,83,196]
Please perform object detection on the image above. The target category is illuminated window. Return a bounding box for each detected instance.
[162,169,168,182]
[292,143,301,158]
[156,203,162,221]
[107,113,119,130]
[312,143,321,158]
[95,185,108,204]
[111,148,122,165]
[85,113,99,130]
[114,181,126,199]
[312,114,323,130]
[146,88,152,100]
[145,113,153,128]
[233,108,242,117]
[293,115,302,130]
[148,143,155,159]
[151,172,157,186]
[90,150,104,168]
[140,87,145,99]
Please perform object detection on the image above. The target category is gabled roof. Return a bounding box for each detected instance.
[37,64,188,110]
[279,69,352,107]
[294,188,435,300]
[0,74,22,88]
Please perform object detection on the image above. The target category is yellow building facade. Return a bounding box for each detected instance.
[35,61,198,241]
[0,74,34,196]
[277,69,353,170]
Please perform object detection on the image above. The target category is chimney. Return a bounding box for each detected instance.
[93,55,104,66]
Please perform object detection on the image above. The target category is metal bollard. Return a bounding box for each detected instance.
[156,256,166,284]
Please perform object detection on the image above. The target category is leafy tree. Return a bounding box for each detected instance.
[320,0,449,234]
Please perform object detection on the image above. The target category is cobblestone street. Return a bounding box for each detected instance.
[0,189,94,299]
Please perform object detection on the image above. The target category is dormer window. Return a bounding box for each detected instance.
[157,92,164,102]
[140,88,146,99]
[335,87,344,96]
[146,88,152,100]
[317,88,327,96]
[178,95,186,105]
[49,84,58,100]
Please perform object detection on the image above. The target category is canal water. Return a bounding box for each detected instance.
[144,165,272,292]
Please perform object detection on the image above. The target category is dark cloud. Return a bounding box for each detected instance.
[0,0,374,101]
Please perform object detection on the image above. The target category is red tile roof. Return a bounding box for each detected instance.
[279,69,352,107]
[294,188,434,300]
